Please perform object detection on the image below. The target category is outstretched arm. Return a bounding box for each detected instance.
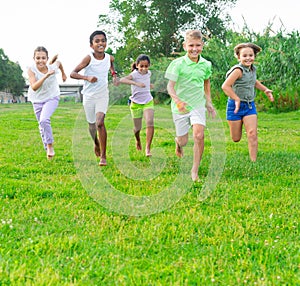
[119,74,145,88]
[57,61,67,82]
[49,54,58,65]
[48,54,67,82]
[204,79,216,118]
[255,80,274,102]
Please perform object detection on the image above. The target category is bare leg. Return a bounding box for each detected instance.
[243,115,258,162]
[145,126,154,156]
[227,120,243,142]
[133,118,142,151]
[175,138,184,158]
[144,109,154,157]
[47,143,55,159]
[191,124,205,181]
[175,134,188,158]
[96,112,107,166]
[88,123,100,157]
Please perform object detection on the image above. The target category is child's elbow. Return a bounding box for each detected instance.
[221,83,229,93]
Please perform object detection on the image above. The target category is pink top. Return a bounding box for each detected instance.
[130,69,153,104]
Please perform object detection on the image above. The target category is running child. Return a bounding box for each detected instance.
[222,43,274,161]
[119,54,154,157]
[27,46,67,159]
[165,30,216,182]
[70,30,118,166]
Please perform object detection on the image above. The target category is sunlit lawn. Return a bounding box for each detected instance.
[0,102,299,285]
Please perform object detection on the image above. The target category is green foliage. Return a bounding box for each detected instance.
[0,48,25,97]
[189,29,300,112]
[0,49,8,91]
[100,1,299,112]
[255,31,300,112]
[98,0,236,63]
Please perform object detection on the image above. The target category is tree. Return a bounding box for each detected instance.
[0,49,9,91]
[98,0,237,69]
[0,48,25,97]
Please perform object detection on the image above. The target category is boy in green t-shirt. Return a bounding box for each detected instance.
[165,29,216,182]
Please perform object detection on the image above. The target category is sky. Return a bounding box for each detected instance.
[1,0,299,84]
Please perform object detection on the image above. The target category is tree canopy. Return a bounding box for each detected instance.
[98,0,236,67]
[0,48,25,97]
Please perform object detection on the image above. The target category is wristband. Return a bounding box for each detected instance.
[111,71,117,77]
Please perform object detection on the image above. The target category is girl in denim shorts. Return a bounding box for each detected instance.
[222,43,274,161]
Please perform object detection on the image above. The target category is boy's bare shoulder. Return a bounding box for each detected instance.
[109,54,115,62]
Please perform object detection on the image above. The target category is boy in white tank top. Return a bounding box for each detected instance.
[70,31,118,166]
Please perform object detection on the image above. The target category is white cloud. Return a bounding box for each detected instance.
[229,0,299,33]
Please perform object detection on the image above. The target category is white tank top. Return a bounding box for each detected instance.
[27,63,60,103]
[82,52,111,98]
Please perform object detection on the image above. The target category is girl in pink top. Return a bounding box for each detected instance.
[119,54,154,157]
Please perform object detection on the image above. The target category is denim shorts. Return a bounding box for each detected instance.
[226,99,257,121]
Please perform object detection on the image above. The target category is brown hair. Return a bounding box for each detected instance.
[33,46,49,58]
[234,43,262,58]
[131,54,151,71]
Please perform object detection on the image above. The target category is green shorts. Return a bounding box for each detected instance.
[130,100,154,119]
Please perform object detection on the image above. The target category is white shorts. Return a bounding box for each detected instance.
[83,95,109,124]
[172,107,206,136]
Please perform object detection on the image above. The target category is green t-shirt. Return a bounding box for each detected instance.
[165,54,212,113]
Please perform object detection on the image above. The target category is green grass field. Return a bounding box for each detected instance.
[0,102,299,285]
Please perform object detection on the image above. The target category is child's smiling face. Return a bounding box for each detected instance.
[137,60,150,74]
[91,34,107,53]
[183,38,203,62]
[238,47,255,67]
[34,51,48,70]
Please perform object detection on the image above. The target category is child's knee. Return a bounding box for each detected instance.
[177,135,188,147]
[247,129,257,141]
[96,119,105,129]
[134,127,141,134]
[194,133,204,142]
[146,120,154,127]
[232,136,241,142]
[230,131,242,142]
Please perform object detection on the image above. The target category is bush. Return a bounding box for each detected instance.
[113,28,300,112]
[204,29,300,112]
